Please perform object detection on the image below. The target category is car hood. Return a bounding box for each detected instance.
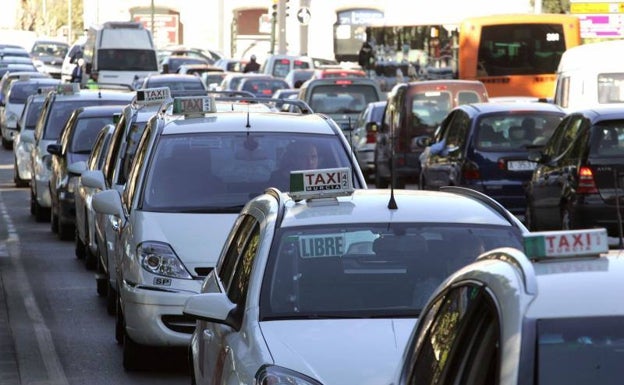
[134,211,237,269]
[260,318,417,384]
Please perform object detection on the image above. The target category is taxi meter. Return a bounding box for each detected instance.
[288,167,353,200]
[523,228,608,259]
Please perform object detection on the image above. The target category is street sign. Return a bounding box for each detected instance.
[297,7,311,25]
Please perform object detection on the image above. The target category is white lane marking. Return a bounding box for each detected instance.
[0,198,69,385]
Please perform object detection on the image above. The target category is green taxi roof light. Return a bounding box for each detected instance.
[288,167,354,201]
[523,228,608,260]
[172,95,217,116]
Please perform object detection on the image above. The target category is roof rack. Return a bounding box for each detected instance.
[439,186,527,232]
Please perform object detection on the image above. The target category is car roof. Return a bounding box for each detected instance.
[565,106,624,122]
[146,73,205,82]
[278,189,517,228]
[73,104,126,118]
[525,250,624,319]
[458,102,567,115]
[49,89,133,102]
[161,111,337,136]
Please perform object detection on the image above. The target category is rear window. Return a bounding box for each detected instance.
[43,99,129,140]
[241,79,289,97]
[141,132,358,212]
[475,112,564,151]
[589,121,624,157]
[597,73,624,104]
[23,99,45,129]
[70,116,117,153]
[410,91,453,128]
[309,84,380,114]
[272,59,292,78]
[9,81,60,104]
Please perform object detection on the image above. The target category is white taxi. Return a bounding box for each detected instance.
[78,87,171,311]
[393,228,624,385]
[183,169,527,385]
[91,95,367,370]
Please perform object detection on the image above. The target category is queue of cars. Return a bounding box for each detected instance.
[2,38,624,384]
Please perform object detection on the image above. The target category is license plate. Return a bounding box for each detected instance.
[507,160,536,171]
[153,277,171,286]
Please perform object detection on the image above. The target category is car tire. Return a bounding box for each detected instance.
[115,294,124,344]
[14,162,28,188]
[96,275,108,297]
[85,248,97,270]
[50,207,59,233]
[123,330,146,371]
[75,229,86,259]
[58,219,74,241]
[2,137,12,150]
[33,194,49,223]
[106,283,116,316]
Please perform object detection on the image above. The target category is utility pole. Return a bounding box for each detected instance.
[150,0,155,39]
[277,0,288,54]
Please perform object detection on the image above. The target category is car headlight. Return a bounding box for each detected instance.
[6,112,18,128]
[138,241,192,279]
[255,365,322,385]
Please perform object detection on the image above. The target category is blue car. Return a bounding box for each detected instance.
[419,102,565,219]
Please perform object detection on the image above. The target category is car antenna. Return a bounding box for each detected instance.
[614,169,624,248]
[246,105,251,130]
[388,125,397,210]
[347,116,356,188]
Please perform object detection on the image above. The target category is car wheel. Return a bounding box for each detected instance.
[123,330,146,371]
[33,194,49,223]
[96,274,108,297]
[106,283,116,316]
[14,162,28,188]
[58,220,74,241]
[75,229,86,259]
[85,247,97,271]
[50,206,59,233]
[115,294,124,344]
[2,137,12,150]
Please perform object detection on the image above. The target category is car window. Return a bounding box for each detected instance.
[410,91,452,128]
[260,224,521,318]
[70,117,116,153]
[589,121,624,157]
[309,84,379,114]
[44,99,125,140]
[218,215,258,291]
[140,133,356,212]
[227,223,260,307]
[409,285,498,385]
[444,111,471,150]
[475,113,564,151]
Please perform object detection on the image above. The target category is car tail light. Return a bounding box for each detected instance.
[497,158,506,170]
[335,79,352,85]
[577,166,598,194]
[462,161,480,180]
[280,59,290,64]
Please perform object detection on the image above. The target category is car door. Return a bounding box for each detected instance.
[529,115,585,229]
[199,214,261,384]
[422,110,471,189]
[404,284,501,385]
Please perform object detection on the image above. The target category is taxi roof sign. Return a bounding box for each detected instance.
[37,86,57,95]
[172,95,216,116]
[523,228,608,260]
[55,83,80,95]
[288,167,354,200]
[135,87,171,105]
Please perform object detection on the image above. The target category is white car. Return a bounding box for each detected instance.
[79,87,172,313]
[91,94,367,370]
[30,83,132,222]
[392,228,621,385]
[183,172,527,385]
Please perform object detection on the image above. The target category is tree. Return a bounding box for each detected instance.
[532,0,571,13]
[18,0,84,41]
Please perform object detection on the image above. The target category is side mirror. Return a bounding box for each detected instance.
[81,170,106,190]
[47,143,62,156]
[67,161,87,176]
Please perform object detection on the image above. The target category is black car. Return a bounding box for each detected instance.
[419,102,565,218]
[138,73,207,97]
[525,107,624,242]
[47,105,124,240]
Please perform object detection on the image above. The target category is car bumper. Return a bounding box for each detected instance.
[34,177,51,207]
[573,197,624,238]
[121,280,200,347]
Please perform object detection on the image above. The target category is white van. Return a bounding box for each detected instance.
[82,21,159,89]
[554,40,624,111]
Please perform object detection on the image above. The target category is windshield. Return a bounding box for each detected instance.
[43,99,127,140]
[141,133,357,212]
[309,84,380,114]
[537,316,624,385]
[97,49,158,71]
[259,224,522,320]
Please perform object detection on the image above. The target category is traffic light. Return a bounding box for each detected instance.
[285,0,290,17]
[271,0,278,19]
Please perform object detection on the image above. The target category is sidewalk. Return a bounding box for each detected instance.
[0,260,20,384]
